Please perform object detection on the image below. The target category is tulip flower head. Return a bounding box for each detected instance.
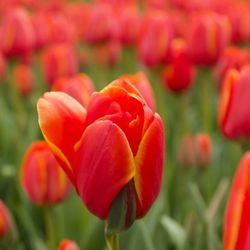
[58,239,80,250]
[0,201,12,238]
[223,152,250,250]
[186,11,231,65]
[52,73,95,108]
[219,66,250,141]
[161,39,196,93]
[21,141,71,205]
[37,79,164,233]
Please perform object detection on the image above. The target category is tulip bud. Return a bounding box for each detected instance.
[13,64,34,96]
[58,239,80,250]
[177,133,212,167]
[21,141,71,205]
[40,43,78,85]
[137,11,173,68]
[52,73,95,108]
[119,71,156,111]
[223,152,250,250]
[0,201,12,238]
[0,7,35,58]
[37,79,164,233]
[218,66,250,141]
[161,39,196,93]
[186,11,231,65]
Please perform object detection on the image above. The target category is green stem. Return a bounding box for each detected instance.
[179,92,189,134]
[105,233,119,250]
[44,206,56,250]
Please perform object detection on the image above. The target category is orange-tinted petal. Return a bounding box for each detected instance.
[37,92,86,183]
[75,120,135,219]
[223,152,250,250]
[134,113,164,218]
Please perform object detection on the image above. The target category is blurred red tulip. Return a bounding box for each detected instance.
[161,39,196,93]
[83,3,120,44]
[186,11,231,65]
[0,7,35,58]
[118,5,141,46]
[40,43,78,85]
[177,133,212,167]
[52,73,95,108]
[195,133,212,167]
[119,71,156,111]
[219,66,250,141]
[32,11,51,49]
[215,47,250,89]
[137,11,173,68]
[0,201,12,238]
[223,152,250,250]
[21,141,71,205]
[13,64,35,96]
[58,239,80,250]
[37,79,164,228]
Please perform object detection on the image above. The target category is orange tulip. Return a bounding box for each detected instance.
[37,79,164,229]
[223,152,250,250]
[161,39,196,93]
[0,53,6,80]
[52,73,95,108]
[58,239,80,250]
[119,72,156,111]
[0,200,12,238]
[13,64,34,96]
[186,11,231,65]
[40,43,78,85]
[21,141,71,205]
[0,7,35,58]
[219,66,250,141]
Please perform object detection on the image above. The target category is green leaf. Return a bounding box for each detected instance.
[160,215,187,250]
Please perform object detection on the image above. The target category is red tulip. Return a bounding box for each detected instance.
[186,11,231,65]
[0,7,35,58]
[40,43,78,85]
[58,239,80,250]
[177,133,212,167]
[215,47,250,89]
[0,52,6,80]
[137,11,173,68]
[161,39,196,93]
[37,79,164,226]
[219,66,250,141]
[223,152,250,250]
[21,141,71,205]
[52,73,95,108]
[0,200,12,238]
[83,3,120,44]
[119,72,156,111]
[13,64,35,96]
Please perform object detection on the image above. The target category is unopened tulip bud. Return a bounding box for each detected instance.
[21,141,71,205]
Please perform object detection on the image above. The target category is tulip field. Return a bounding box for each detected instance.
[1,0,250,250]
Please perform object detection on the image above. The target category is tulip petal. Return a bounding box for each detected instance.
[75,120,135,219]
[223,152,250,250]
[134,114,164,218]
[37,92,86,183]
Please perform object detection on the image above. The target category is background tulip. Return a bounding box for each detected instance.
[0,201,12,238]
[21,141,71,205]
[58,239,80,250]
[223,152,250,250]
[218,66,250,141]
